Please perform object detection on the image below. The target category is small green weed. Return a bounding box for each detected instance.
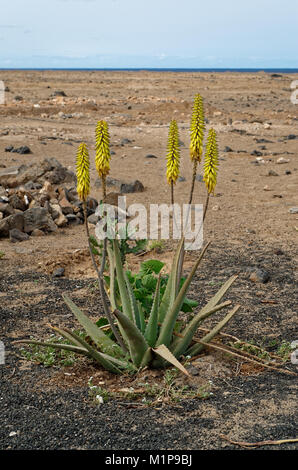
[20,332,86,367]
[88,369,212,406]
[148,240,166,253]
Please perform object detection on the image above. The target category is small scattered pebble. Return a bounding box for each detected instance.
[268,170,279,176]
[249,268,270,284]
[52,267,65,278]
[145,154,157,159]
[276,157,290,164]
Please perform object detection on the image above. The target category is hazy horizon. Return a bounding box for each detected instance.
[0,0,297,69]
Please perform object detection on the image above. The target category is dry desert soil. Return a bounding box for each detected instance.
[0,70,297,450]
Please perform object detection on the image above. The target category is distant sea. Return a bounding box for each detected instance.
[0,68,298,73]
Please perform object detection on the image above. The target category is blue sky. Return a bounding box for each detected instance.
[0,0,297,68]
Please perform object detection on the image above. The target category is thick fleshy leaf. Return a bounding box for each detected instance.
[172,275,237,357]
[153,344,190,376]
[63,294,122,358]
[156,242,210,347]
[50,325,83,348]
[158,237,185,323]
[63,328,122,373]
[96,352,132,370]
[113,309,149,367]
[107,245,117,311]
[200,275,238,313]
[112,239,133,321]
[139,347,153,368]
[144,275,161,347]
[176,241,185,295]
[124,270,141,330]
[187,304,240,356]
[171,300,231,358]
[14,339,88,355]
[137,301,146,334]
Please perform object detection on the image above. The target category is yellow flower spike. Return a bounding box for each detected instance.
[203,128,219,194]
[166,120,180,185]
[95,120,111,178]
[190,94,205,162]
[76,142,90,202]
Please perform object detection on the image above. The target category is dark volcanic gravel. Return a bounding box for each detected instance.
[0,241,297,450]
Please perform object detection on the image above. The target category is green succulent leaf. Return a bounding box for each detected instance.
[137,301,146,334]
[62,328,123,373]
[144,275,161,347]
[113,309,149,367]
[63,294,122,358]
[201,275,238,313]
[157,242,210,348]
[14,339,88,356]
[171,300,232,358]
[124,270,141,329]
[153,344,190,376]
[50,325,84,348]
[112,239,133,321]
[107,244,118,311]
[181,297,199,313]
[187,304,240,356]
[158,237,185,323]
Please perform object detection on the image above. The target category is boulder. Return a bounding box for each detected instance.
[59,197,74,215]
[0,158,75,188]
[31,229,45,237]
[50,204,68,227]
[87,213,99,225]
[8,193,28,211]
[0,202,14,217]
[66,214,80,225]
[0,213,24,237]
[40,181,57,200]
[23,207,57,233]
[9,229,30,243]
[47,166,75,185]
[95,177,144,193]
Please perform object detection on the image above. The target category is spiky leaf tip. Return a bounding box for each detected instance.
[203,128,219,194]
[190,93,205,162]
[76,142,90,202]
[95,120,111,178]
[166,120,180,184]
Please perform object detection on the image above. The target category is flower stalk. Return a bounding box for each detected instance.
[203,128,219,220]
[95,120,111,202]
[76,142,126,352]
[189,94,205,204]
[166,120,180,205]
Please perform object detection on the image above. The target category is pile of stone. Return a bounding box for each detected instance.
[0,158,97,243]
[0,157,75,189]
[0,157,145,243]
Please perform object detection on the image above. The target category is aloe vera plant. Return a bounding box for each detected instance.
[16,237,239,375]
[15,110,240,376]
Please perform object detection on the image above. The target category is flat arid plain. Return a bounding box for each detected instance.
[0,70,297,450]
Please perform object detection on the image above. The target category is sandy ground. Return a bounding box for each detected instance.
[0,71,297,450]
[0,70,297,274]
